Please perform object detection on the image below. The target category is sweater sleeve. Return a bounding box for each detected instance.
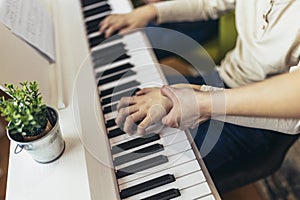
[153,0,235,24]
[200,85,300,135]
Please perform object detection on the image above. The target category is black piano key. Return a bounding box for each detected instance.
[108,128,125,139]
[90,33,123,49]
[111,133,160,154]
[92,48,127,65]
[84,4,111,18]
[106,118,117,129]
[114,144,164,166]
[98,70,136,86]
[92,43,125,58]
[94,53,130,67]
[101,88,137,106]
[120,174,175,199]
[103,105,112,114]
[100,63,134,77]
[81,0,105,7]
[89,34,106,48]
[103,103,117,114]
[100,80,140,97]
[86,16,106,34]
[116,155,168,179]
[142,188,181,200]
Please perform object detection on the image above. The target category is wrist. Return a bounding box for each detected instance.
[196,91,212,118]
[140,4,158,22]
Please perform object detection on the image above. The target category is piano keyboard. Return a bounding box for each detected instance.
[79,0,220,199]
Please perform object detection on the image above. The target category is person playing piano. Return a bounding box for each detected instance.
[99,0,300,193]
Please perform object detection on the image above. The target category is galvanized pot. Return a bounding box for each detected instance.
[7,107,65,163]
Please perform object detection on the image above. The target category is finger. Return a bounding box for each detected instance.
[99,16,113,34]
[105,25,120,38]
[123,111,147,134]
[117,96,137,110]
[162,114,179,128]
[131,110,147,123]
[137,115,153,135]
[100,18,128,38]
[118,25,137,35]
[137,103,167,135]
[123,116,136,135]
[115,106,138,127]
[135,87,152,96]
[161,103,181,128]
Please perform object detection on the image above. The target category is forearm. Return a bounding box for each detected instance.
[171,83,202,90]
[224,71,300,118]
[153,0,235,23]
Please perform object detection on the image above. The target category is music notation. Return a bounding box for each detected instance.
[0,0,55,62]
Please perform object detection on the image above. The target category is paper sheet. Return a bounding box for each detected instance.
[0,0,55,62]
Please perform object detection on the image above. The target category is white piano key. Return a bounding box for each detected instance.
[104,110,118,120]
[162,130,188,146]
[118,150,196,185]
[88,31,103,39]
[109,0,133,14]
[174,182,212,200]
[143,124,180,138]
[123,32,152,50]
[85,11,111,23]
[158,127,181,137]
[91,37,124,52]
[125,171,207,200]
[119,160,201,190]
[94,58,131,74]
[163,138,191,156]
[114,139,191,170]
[109,131,134,144]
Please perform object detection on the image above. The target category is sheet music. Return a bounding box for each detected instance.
[0,0,55,62]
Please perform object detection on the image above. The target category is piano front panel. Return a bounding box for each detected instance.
[52,0,124,199]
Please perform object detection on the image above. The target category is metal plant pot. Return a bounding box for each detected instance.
[7,107,65,163]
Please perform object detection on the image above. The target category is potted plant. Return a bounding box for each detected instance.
[0,81,65,163]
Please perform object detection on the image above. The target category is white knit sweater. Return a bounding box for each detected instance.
[154,0,300,87]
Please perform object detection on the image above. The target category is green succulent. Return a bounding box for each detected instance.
[0,81,48,137]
